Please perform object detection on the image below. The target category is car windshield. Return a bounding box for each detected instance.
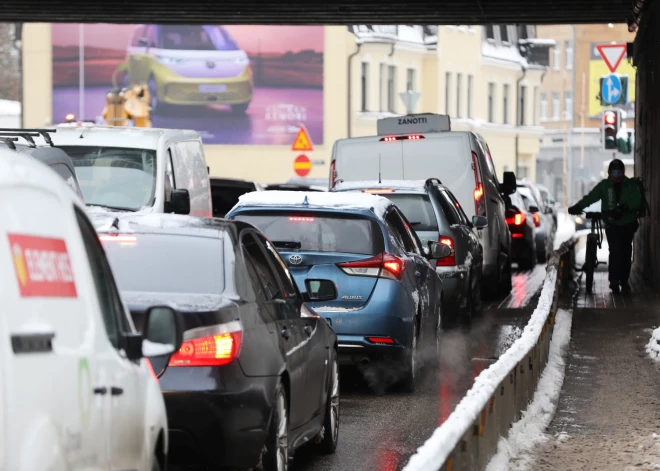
[233,212,384,255]
[59,146,157,211]
[158,25,239,51]
[381,194,438,231]
[102,233,225,294]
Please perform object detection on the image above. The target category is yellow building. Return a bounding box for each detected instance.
[23,24,549,184]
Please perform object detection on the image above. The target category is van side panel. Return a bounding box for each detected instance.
[0,187,105,470]
[171,140,212,217]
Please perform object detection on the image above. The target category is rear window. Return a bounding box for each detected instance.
[212,183,255,217]
[233,212,384,255]
[102,233,225,294]
[382,194,438,231]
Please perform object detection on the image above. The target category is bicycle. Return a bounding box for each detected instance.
[581,210,614,294]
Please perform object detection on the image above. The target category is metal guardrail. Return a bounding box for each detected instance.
[404,237,576,471]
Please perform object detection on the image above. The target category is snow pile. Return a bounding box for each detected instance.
[485,309,573,471]
[645,327,660,361]
[333,180,427,192]
[235,190,392,217]
[403,265,560,471]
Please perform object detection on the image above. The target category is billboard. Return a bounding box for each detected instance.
[52,24,324,145]
[589,42,635,118]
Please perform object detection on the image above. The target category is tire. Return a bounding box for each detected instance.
[471,277,483,318]
[484,255,501,299]
[537,247,548,264]
[315,351,339,454]
[401,319,418,393]
[499,256,513,294]
[519,248,536,271]
[262,382,289,471]
[585,235,597,294]
[231,102,250,114]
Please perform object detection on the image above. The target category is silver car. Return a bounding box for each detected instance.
[332,178,487,327]
[516,181,556,263]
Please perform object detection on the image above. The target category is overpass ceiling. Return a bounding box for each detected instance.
[3,0,635,24]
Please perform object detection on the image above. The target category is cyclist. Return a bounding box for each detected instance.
[567,159,643,294]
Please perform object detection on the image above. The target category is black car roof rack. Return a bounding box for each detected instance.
[0,128,57,146]
[425,178,442,187]
[0,137,19,150]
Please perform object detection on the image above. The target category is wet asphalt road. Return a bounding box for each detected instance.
[291,263,549,471]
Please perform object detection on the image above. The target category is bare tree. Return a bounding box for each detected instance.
[0,24,20,102]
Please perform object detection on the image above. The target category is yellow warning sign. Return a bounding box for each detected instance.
[292,125,314,151]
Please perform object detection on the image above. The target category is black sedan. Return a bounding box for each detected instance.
[505,191,538,270]
[98,214,339,471]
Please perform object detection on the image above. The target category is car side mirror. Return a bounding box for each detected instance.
[502,171,517,196]
[544,206,553,215]
[165,189,190,215]
[137,37,149,47]
[429,242,453,260]
[142,305,184,358]
[305,279,337,301]
[529,205,540,213]
[472,215,488,229]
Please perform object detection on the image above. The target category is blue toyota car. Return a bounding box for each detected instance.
[226,191,448,391]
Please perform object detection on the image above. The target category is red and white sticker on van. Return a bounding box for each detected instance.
[7,234,77,297]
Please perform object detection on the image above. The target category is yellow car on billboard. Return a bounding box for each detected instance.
[122,25,253,114]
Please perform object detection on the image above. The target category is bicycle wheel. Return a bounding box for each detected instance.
[585,234,598,294]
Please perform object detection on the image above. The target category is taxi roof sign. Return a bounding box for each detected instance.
[377,114,451,136]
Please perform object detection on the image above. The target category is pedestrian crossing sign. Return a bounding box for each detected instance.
[292,125,314,151]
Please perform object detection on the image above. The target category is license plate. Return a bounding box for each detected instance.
[198,84,227,93]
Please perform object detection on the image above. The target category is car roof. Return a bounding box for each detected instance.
[0,146,84,207]
[334,130,473,144]
[37,126,200,150]
[0,142,77,166]
[333,179,445,194]
[232,190,393,218]
[92,212,253,238]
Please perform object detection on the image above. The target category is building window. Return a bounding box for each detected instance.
[456,73,462,118]
[467,75,474,119]
[485,25,495,40]
[533,86,539,125]
[503,84,509,124]
[500,25,509,44]
[564,91,573,120]
[361,62,369,112]
[553,46,561,71]
[387,65,396,112]
[445,72,452,115]
[552,91,560,119]
[488,83,495,123]
[518,85,527,126]
[540,92,548,120]
[565,40,574,70]
[406,68,415,92]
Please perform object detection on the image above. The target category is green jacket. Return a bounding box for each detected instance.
[577,176,642,226]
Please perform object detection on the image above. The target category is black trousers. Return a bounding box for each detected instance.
[605,222,638,286]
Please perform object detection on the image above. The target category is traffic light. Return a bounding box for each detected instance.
[602,109,619,150]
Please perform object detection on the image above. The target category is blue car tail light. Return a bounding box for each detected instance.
[337,252,406,281]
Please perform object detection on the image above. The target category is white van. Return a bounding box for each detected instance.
[0,146,183,470]
[329,113,516,296]
[38,126,212,217]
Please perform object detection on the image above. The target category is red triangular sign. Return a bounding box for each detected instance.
[596,44,627,73]
[292,126,313,151]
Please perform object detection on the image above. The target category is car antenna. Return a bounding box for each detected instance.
[303,195,309,206]
[111,217,119,230]
[378,153,382,184]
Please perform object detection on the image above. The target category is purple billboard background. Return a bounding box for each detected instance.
[51,24,323,145]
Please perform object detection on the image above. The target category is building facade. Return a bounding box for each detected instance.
[536,23,636,206]
[22,23,548,184]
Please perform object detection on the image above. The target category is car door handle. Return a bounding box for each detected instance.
[304,325,313,337]
[281,327,290,340]
[110,387,123,396]
[415,271,421,278]
[490,198,498,204]
[93,387,107,395]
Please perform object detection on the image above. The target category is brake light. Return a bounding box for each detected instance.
[437,236,456,267]
[407,135,422,140]
[367,336,396,344]
[144,358,159,382]
[289,216,315,222]
[471,152,486,217]
[532,213,541,227]
[169,325,243,367]
[362,188,395,193]
[506,213,526,226]
[379,135,426,142]
[382,136,397,142]
[512,233,524,238]
[337,252,406,281]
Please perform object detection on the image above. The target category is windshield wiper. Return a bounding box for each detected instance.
[87,204,136,212]
[272,240,302,249]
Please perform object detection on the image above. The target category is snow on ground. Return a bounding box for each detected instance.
[485,309,573,471]
[646,327,660,362]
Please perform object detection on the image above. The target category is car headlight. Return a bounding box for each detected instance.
[155,55,185,65]
[233,57,249,65]
[575,216,583,224]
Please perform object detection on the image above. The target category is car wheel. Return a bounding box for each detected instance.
[401,319,418,393]
[471,277,483,318]
[262,382,289,471]
[500,257,513,292]
[315,351,339,454]
[537,247,548,264]
[520,247,536,271]
[231,102,250,114]
[483,257,501,299]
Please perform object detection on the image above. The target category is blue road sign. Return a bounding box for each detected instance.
[601,74,622,105]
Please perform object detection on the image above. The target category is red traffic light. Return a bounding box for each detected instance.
[604,111,616,124]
